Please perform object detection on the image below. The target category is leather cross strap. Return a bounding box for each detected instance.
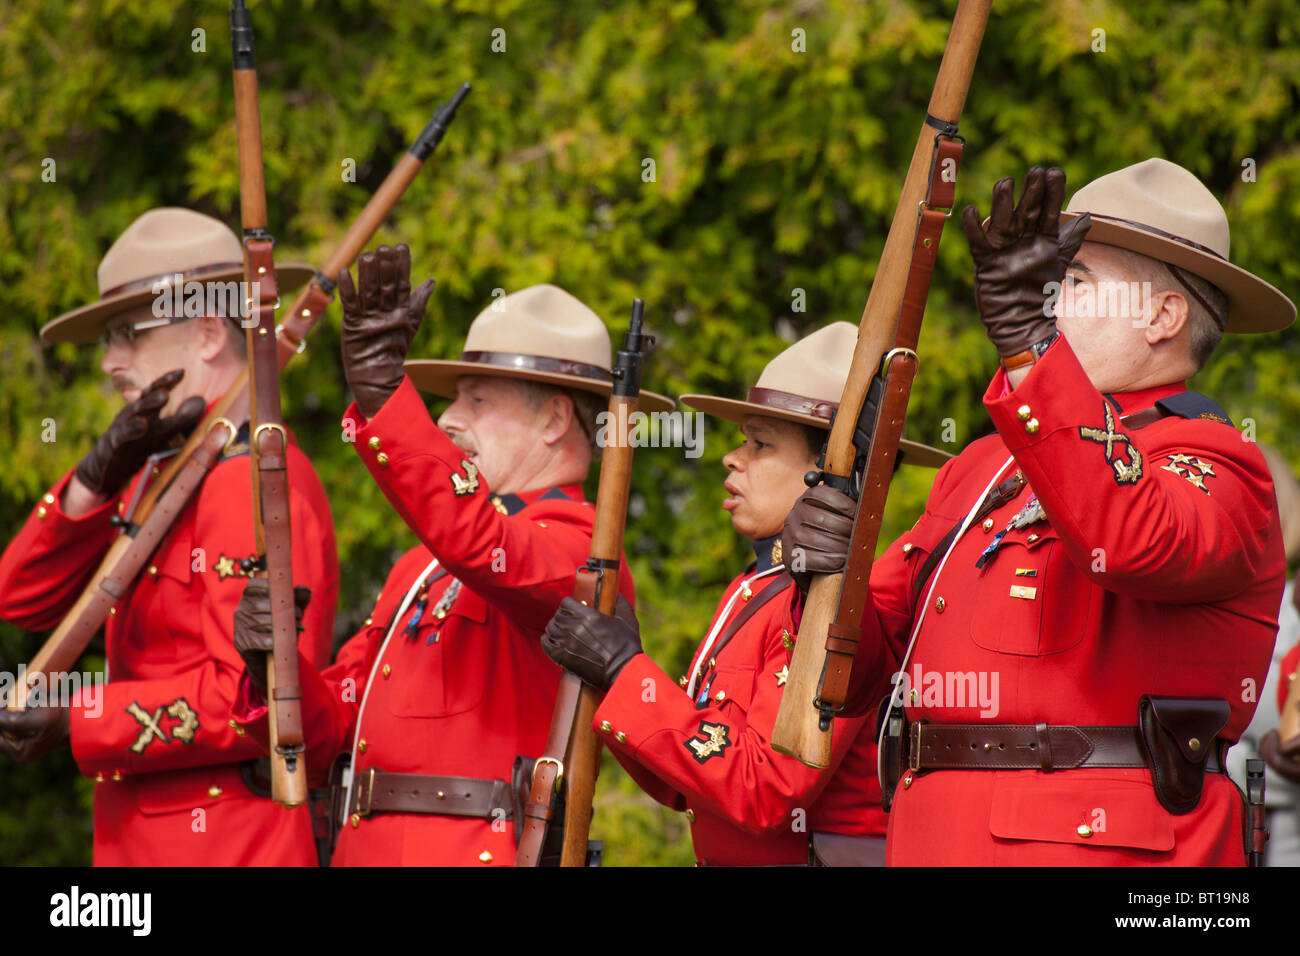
[350,768,513,820]
[908,722,1225,773]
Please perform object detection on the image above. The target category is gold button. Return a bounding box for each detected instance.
[781,630,792,650]
[148,565,158,576]
[678,676,688,688]
[43,493,55,504]
[1027,533,1040,544]
[350,813,361,828]
[358,739,367,753]
[909,688,918,705]
[478,851,493,863]
[935,596,946,613]
[599,721,612,734]
[685,809,695,822]
[1016,405,1032,422]
[368,437,382,450]
[36,506,47,519]
[376,452,389,466]
[112,771,123,782]
[982,518,994,532]
[208,785,222,798]
[94,773,104,783]
[707,658,716,670]
[741,585,752,601]
[714,691,726,702]
[234,726,246,737]
[1024,418,1040,435]
[109,608,116,617]
[902,542,913,554]
[364,617,373,626]
[902,773,913,789]
[1188,738,1201,752]
[615,731,627,744]
[382,664,391,678]
[1077,824,1093,838]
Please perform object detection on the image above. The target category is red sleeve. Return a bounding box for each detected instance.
[594,630,870,834]
[68,446,338,777]
[346,376,605,634]
[0,469,122,630]
[985,338,1276,603]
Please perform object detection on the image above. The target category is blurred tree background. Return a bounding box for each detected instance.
[0,0,1296,866]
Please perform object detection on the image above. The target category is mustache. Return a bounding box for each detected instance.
[112,376,141,394]
[447,434,478,457]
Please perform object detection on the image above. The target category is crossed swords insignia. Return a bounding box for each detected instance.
[1078,403,1143,485]
[685,720,732,763]
[451,458,480,496]
[127,698,200,754]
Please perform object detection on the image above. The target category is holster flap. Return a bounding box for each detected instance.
[1137,695,1229,815]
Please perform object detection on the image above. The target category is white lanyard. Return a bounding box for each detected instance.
[686,564,786,698]
[341,555,442,822]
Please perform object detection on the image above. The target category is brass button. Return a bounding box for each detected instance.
[368,437,382,450]
[112,771,123,782]
[36,506,47,519]
[781,630,792,650]
[109,608,116,617]
[740,584,752,601]
[982,518,994,532]
[364,617,373,626]
[909,688,918,705]
[707,657,716,670]
[358,739,368,753]
[1024,418,1040,435]
[350,813,360,828]
[714,691,726,703]
[678,676,688,688]
[902,542,913,554]
[43,493,55,504]
[478,851,493,863]
[599,720,612,734]
[94,773,105,783]
[148,565,158,576]
[1017,405,1032,422]
[382,664,391,678]
[1188,737,1201,752]
[935,596,946,613]
[902,773,913,789]
[208,785,222,798]
[376,452,390,466]
[1027,533,1040,544]
[615,731,627,744]
[685,809,695,822]
[1077,824,1093,838]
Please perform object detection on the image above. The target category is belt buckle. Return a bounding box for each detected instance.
[908,722,923,772]
[356,767,376,818]
[532,756,564,790]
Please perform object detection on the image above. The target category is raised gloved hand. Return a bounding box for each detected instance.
[338,243,436,418]
[1260,730,1300,784]
[74,369,205,498]
[232,577,312,695]
[0,704,69,765]
[961,165,1091,364]
[782,484,856,595]
[541,595,643,692]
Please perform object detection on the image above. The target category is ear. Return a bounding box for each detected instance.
[1142,288,1188,346]
[540,393,577,447]
[197,314,235,361]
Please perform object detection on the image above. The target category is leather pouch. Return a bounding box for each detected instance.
[1137,695,1229,815]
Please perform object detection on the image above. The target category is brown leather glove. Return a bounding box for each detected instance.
[782,484,856,595]
[74,369,205,498]
[0,705,69,764]
[338,243,436,418]
[232,577,312,695]
[1260,730,1300,784]
[961,166,1091,362]
[541,595,642,692]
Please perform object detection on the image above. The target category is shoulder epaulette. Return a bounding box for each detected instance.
[1154,391,1234,427]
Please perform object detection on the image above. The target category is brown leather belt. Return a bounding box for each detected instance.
[349,768,513,821]
[909,722,1224,773]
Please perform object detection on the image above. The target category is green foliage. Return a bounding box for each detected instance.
[1,0,1296,866]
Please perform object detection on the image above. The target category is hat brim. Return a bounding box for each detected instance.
[1060,212,1295,334]
[405,359,677,415]
[40,263,318,344]
[679,393,951,468]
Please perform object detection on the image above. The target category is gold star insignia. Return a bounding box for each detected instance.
[214,555,237,580]
[1161,454,1216,494]
[774,665,789,687]
[770,540,782,565]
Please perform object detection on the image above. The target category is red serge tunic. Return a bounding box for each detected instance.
[595,538,888,866]
[0,421,338,866]
[837,339,1284,866]
[236,377,634,865]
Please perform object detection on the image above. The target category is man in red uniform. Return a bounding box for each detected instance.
[232,245,673,865]
[785,160,1293,865]
[0,207,338,866]
[542,322,948,865]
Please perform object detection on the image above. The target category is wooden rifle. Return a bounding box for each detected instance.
[4,58,469,713]
[770,0,991,769]
[516,300,652,867]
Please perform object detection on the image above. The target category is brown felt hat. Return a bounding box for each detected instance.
[1059,158,1295,334]
[404,284,675,413]
[40,207,315,344]
[680,322,951,468]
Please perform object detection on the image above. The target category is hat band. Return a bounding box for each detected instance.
[1085,213,1227,262]
[747,387,838,422]
[100,261,247,299]
[459,351,611,382]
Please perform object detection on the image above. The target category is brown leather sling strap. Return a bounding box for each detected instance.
[689,574,794,688]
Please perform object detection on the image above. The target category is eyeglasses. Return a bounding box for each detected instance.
[98,315,196,349]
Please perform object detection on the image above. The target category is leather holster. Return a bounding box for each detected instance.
[877,694,906,812]
[1137,695,1230,815]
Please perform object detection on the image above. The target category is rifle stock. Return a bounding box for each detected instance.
[771,0,991,768]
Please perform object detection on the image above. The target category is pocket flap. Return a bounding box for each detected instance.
[988,772,1174,851]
